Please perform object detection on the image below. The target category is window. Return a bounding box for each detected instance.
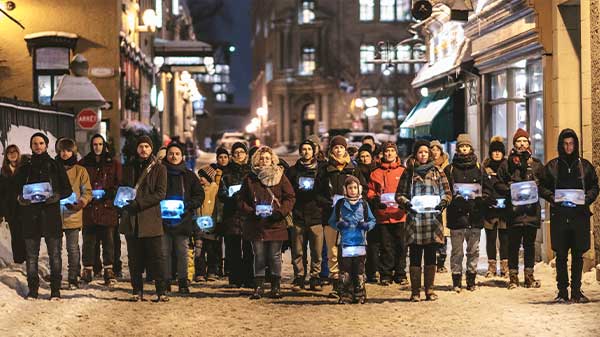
[155,0,163,28]
[490,72,507,99]
[396,45,411,74]
[299,47,316,75]
[491,104,508,141]
[380,0,395,22]
[299,0,316,24]
[413,44,426,72]
[380,96,395,119]
[172,0,179,15]
[215,93,227,102]
[396,0,411,21]
[34,47,70,105]
[359,0,374,21]
[360,44,375,74]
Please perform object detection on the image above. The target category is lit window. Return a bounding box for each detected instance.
[172,0,179,15]
[155,0,163,28]
[412,44,426,72]
[380,0,395,22]
[380,96,395,119]
[396,45,411,74]
[216,93,227,102]
[359,0,374,21]
[299,47,316,75]
[360,44,375,74]
[396,0,411,21]
[34,47,70,105]
[299,0,316,24]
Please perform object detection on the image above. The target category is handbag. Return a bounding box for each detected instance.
[265,186,294,228]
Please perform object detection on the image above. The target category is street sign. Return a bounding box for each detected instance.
[76,108,99,129]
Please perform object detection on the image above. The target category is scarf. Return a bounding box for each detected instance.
[508,148,532,176]
[232,156,247,165]
[82,151,112,168]
[434,152,448,169]
[414,161,434,177]
[486,158,503,173]
[452,152,478,170]
[300,157,317,170]
[329,152,351,171]
[163,160,187,175]
[56,154,78,168]
[252,164,284,187]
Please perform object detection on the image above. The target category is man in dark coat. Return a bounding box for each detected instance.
[16,132,72,299]
[497,128,546,289]
[541,129,599,303]
[120,136,168,302]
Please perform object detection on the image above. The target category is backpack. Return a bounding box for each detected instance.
[334,198,369,223]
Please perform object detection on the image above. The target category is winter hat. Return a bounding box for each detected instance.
[357,144,372,157]
[381,141,397,153]
[456,133,473,148]
[231,142,248,154]
[30,132,49,147]
[329,135,347,149]
[198,165,217,183]
[137,135,154,149]
[299,139,316,154]
[489,136,506,156]
[166,141,184,154]
[512,128,530,145]
[57,138,78,154]
[412,139,431,157]
[216,147,229,158]
[430,140,443,152]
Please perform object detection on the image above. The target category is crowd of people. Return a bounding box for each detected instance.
[0,127,597,305]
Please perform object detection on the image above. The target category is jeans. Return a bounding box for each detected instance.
[62,229,81,281]
[409,244,437,267]
[25,236,62,286]
[195,238,220,276]
[450,228,481,274]
[252,240,283,278]
[374,223,407,280]
[508,226,537,270]
[125,235,166,294]
[323,225,339,279]
[82,225,115,268]
[224,234,254,285]
[162,233,189,281]
[485,228,509,260]
[291,225,323,279]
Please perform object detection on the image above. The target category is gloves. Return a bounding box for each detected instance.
[357,220,370,230]
[17,195,31,206]
[66,200,85,212]
[269,211,284,222]
[435,199,449,212]
[404,201,417,215]
[336,220,349,229]
[484,196,498,207]
[122,200,139,214]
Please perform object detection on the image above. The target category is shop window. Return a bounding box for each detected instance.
[515,69,526,98]
[380,0,395,22]
[359,0,374,21]
[380,96,395,119]
[299,0,316,24]
[491,104,508,141]
[172,0,180,15]
[34,47,70,105]
[396,0,411,21]
[490,71,507,100]
[396,45,411,74]
[299,47,316,75]
[413,44,426,72]
[360,44,375,74]
[516,102,527,131]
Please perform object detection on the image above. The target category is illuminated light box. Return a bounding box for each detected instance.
[510,181,538,206]
[411,195,441,214]
[196,216,214,232]
[298,177,315,191]
[453,183,482,200]
[341,246,366,258]
[92,189,106,200]
[255,204,273,218]
[160,200,185,220]
[22,182,53,204]
[381,193,398,207]
[114,186,136,208]
[554,189,585,206]
[494,198,506,209]
[60,192,77,205]
[228,184,242,197]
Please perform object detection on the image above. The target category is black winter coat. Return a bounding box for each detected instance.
[286,159,322,227]
[444,154,485,229]
[163,161,205,236]
[16,152,72,239]
[540,129,599,252]
[482,158,509,221]
[217,161,251,235]
[496,149,546,228]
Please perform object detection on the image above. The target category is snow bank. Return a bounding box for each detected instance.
[0,125,58,162]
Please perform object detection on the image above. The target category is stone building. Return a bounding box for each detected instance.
[250,0,419,146]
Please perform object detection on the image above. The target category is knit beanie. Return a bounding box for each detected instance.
[216,147,229,158]
[329,135,347,149]
[381,141,397,153]
[489,136,506,156]
[430,140,443,152]
[137,135,154,149]
[512,128,530,145]
[231,142,248,154]
[198,165,217,183]
[166,141,184,154]
[456,133,473,148]
[30,132,49,147]
[412,139,431,157]
[299,139,316,154]
[56,138,78,154]
[357,144,372,157]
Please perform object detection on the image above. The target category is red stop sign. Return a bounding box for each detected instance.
[76,109,98,129]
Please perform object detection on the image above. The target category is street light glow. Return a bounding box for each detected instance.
[365,97,378,108]
[355,98,364,108]
[257,107,267,117]
[365,107,379,117]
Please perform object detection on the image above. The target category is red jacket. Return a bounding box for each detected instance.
[368,159,407,224]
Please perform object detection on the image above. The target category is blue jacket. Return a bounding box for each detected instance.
[328,198,376,247]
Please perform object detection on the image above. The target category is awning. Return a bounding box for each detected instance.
[400,88,455,141]
[154,38,212,57]
[411,38,470,88]
[53,75,106,105]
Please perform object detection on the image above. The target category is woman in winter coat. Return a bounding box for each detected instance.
[161,143,204,294]
[395,140,451,302]
[444,134,485,292]
[120,136,168,302]
[430,140,450,273]
[238,146,295,300]
[218,142,254,287]
[79,134,122,284]
[314,135,367,297]
[56,138,92,290]
[0,144,26,264]
[482,136,510,278]
[367,142,407,285]
[16,133,72,299]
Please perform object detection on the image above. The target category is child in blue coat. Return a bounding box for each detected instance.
[329,175,376,304]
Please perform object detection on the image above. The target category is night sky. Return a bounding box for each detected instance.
[187,0,252,107]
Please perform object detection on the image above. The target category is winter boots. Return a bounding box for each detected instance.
[338,273,353,304]
[154,280,170,302]
[82,267,93,283]
[269,276,283,299]
[68,278,79,290]
[26,276,39,300]
[50,278,61,301]
[103,267,117,286]
[524,268,541,288]
[485,260,497,278]
[329,278,341,299]
[436,257,448,273]
[131,289,144,302]
[452,273,462,293]
[409,266,421,302]
[500,260,509,278]
[423,265,437,301]
[309,277,322,291]
[353,275,367,304]
[466,272,477,291]
[508,269,519,289]
[555,288,569,303]
[571,288,590,303]
[394,273,409,286]
[178,278,190,294]
[249,277,265,300]
[291,277,304,292]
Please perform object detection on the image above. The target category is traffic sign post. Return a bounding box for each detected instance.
[76,108,99,129]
